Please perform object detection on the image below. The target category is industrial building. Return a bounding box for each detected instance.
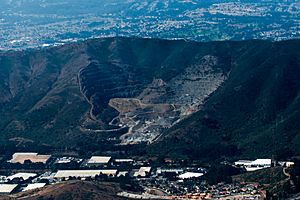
[0,184,18,194]
[114,159,134,164]
[234,159,272,171]
[86,156,112,167]
[8,153,51,164]
[22,183,46,192]
[178,172,204,179]
[7,173,37,182]
[54,170,117,179]
[156,168,184,175]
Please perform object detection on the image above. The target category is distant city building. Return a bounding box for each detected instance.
[8,153,51,164]
[234,159,272,171]
[0,184,18,194]
[54,170,117,179]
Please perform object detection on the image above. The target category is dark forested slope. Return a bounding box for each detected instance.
[151,40,300,160]
[0,37,299,160]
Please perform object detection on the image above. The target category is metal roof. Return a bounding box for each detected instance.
[0,184,18,194]
[114,159,134,163]
[9,152,51,164]
[7,173,37,181]
[179,172,204,179]
[54,170,117,178]
[87,156,111,164]
[23,183,46,191]
[133,167,151,177]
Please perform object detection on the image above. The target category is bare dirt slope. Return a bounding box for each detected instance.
[1,181,127,200]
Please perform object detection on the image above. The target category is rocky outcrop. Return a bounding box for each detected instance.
[108,55,227,144]
[0,37,257,148]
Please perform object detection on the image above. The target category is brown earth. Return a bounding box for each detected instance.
[1,181,127,200]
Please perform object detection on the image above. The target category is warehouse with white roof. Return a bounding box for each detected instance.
[179,172,204,179]
[86,156,112,167]
[22,183,46,191]
[8,152,51,164]
[54,170,117,179]
[7,173,37,181]
[133,167,152,177]
[0,184,18,194]
[234,159,272,171]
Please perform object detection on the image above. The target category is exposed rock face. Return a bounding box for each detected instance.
[0,38,234,147]
[108,55,227,144]
[71,37,232,144]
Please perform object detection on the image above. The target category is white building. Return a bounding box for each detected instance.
[234,160,253,166]
[133,167,152,177]
[55,157,82,164]
[8,153,51,164]
[7,173,37,181]
[86,156,111,166]
[156,168,184,175]
[178,172,204,179]
[114,159,134,164]
[234,159,272,171]
[0,184,18,194]
[117,171,129,177]
[54,170,117,179]
[23,183,46,191]
[278,161,295,168]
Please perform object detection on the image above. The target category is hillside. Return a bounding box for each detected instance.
[232,167,291,198]
[0,37,300,160]
[0,37,233,150]
[0,181,126,200]
[151,40,300,160]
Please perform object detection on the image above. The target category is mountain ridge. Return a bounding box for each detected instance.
[0,37,299,160]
